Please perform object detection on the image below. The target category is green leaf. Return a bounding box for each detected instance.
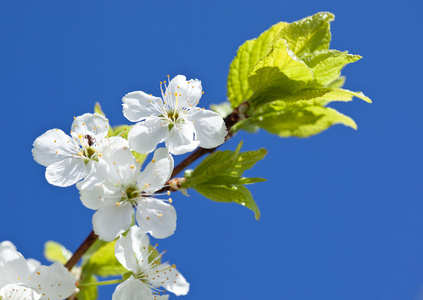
[248,39,314,107]
[210,102,233,118]
[110,125,132,139]
[94,102,106,117]
[77,274,98,300]
[132,151,148,167]
[182,142,266,220]
[202,175,266,186]
[186,142,243,186]
[311,88,371,105]
[148,245,161,265]
[325,76,346,88]
[81,239,107,266]
[194,185,260,220]
[227,148,268,177]
[248,87,371,105]
[302,50,361,86]
[227,22,288,108]
[108,125,147,165]
[276,12,334,58]
[233,100,357,137]
[44,241,72,265]
[83,240,127,277]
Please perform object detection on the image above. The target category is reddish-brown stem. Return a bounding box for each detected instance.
[65,230,98,271]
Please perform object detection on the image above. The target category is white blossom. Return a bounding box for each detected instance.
[77,144,176,242]
[32,113,123,188]
[112,226,189,300]
[0,241,76,300]
[123,74,227,155]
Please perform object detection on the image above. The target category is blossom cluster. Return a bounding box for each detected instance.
[0,241,76,299]
[15,75,227,299]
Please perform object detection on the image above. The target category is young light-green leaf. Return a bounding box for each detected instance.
[248,39,314,107]
[276,12,334,58]
[77,274,98,300]
[202,175,266,186]
[302,50,361,86]
[233,100,357,137]
[325,76,346,88]
[182,142,266,220]
[110,125,132,139]
[94,102,106,117]
[83,240,127,277]
[227,148,268,177]
[210,102,233,118]
[247,87,371,105]
[44,241,72,265]
[194,185,260,220]
[186,142,243,186]
[227,22,288,108]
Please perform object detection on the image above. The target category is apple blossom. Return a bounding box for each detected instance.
[77,144,176,242]
[0,241,76,300]
[122,75,227,155]
[32,113,122,188]
[112,226,189,300]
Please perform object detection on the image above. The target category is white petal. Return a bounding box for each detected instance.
[100,137,129,161]
[32,129,78,167]
[165,75,202,110]
[28,262,76,300]
[137,148,173,194]
[166,122,199,155]
[71,113,109,142]
[115,226,150,272]
[112,276,152,300]
[147,263,189,296]
[136,198,176,239]
[77,184,108,210]
[123,91,162,122]
[128,118,168,154]
[93,202,134,242]
[76,160,109,190]
[0,283,41,300]
[0,241,16,253]
[187,109,227,148]
[45,157,87,187]
[26,259,41,274]
[0,249,31,287]
[103,147,140,186]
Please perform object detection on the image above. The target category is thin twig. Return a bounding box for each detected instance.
[65,230,98,271]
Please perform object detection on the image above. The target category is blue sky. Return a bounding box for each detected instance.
[0,0,422,299]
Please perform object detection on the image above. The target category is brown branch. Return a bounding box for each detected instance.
[65,230,98,271]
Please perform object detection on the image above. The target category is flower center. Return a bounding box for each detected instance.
[166,111,179,122]
[77,134,99,164]
[121,184,142,205]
